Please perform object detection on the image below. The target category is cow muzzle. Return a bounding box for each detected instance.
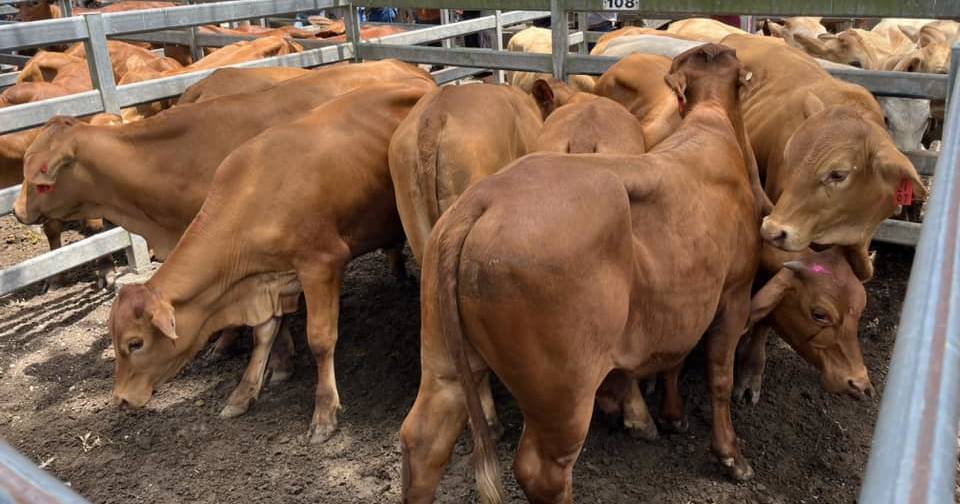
[760,217,807,251]
[845,376,874,401]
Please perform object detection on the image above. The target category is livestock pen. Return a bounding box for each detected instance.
[0,0,957,502]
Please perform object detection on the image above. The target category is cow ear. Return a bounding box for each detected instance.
[765,20,784,38]
[150,299,179,341]
[802,92,825,119]
[746,268,795,329]
[873,138,927,200]
[898,25,920,43]
[531,79,556,120]
[664,71,686,105]
[794,33,829,56]
[893,54,922,72]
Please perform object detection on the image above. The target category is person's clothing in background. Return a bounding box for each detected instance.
[363,7,398,23]
[587,12,617,31]
[415,8,441,24]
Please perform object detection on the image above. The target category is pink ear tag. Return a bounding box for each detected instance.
[895,179,914,206]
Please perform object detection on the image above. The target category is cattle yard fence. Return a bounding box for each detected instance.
[0,1,958,503]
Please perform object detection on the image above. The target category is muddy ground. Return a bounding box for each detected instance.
[0,214,922,503]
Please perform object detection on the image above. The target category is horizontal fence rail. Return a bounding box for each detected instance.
[0,441,90,504]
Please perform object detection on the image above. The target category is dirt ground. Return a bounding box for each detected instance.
[0,213,919,503]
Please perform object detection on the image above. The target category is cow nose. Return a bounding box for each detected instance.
[847,378,874,400]
[113,394,130,409]
[761,220,788,247]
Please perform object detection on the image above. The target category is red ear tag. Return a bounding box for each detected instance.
[37,184,53,194]
[895,179,914,206]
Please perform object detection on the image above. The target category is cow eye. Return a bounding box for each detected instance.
[824,170,849,185]
[849,61,863,68]
[128,339,144,353]
[811,309,833,325]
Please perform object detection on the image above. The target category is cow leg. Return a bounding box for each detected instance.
[41,220,66,291]
[479,373,504,440]
[733,325,769,404]
[623,379,658,441]
[400,367,470,503]
[267,318,295,384]
[658,363,688,433]
[383,244,408,281]
[220,317,281,418]
[301,263,345,444]
[206,327,242,361]
[513,400,593,504]
[707,295,754,481]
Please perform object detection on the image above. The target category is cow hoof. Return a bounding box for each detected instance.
[269,368,293,385]
[625,420,659,442]
[308,420,338,444]
[733,373,763,405]
[720,456,755,481]
[660,416,688,434]
[220,400,252,418]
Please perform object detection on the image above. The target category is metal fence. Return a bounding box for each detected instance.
[0,0,958,501]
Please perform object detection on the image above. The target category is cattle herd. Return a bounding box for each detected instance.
[1,11,945,504]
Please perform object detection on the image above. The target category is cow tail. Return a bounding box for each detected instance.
[435,207,504,504]
[416,98,447,224]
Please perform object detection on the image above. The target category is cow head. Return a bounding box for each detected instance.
[16,0,53,21]
[761,98,925,251]
[878,96,931,153]
[13,116,87,226]
[665,43,751,114]
[110,284,191,408]
[889,25,952,74]
[749,247,872,399]
[794,30,875,69]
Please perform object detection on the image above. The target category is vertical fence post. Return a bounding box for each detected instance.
[81,13,120,115]
[81,13,152,275]
[440,9,452,49]
[947,43,960,109]
[344,4,361,62]
[494,9,505,83]
[576,11,588,54]
[187,0,203,63]
[550,0,567,81]
[124,233,151,273]
[58,0,73,17]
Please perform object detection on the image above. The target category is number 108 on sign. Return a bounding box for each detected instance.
[602,0,637,10]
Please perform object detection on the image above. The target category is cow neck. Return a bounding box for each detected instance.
[72,121,200,255]
[146,190,273,348]
[684,78,768,216]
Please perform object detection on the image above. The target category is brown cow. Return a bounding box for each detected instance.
[108,80,432,442]
[734,245,871,403]
[530,78,647,155]
[176,66,312,105]
[16,59,430,367]
[401,44,764,504]
[388,83,542,265]
[721,35,924,280]
[593,53,680,148]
